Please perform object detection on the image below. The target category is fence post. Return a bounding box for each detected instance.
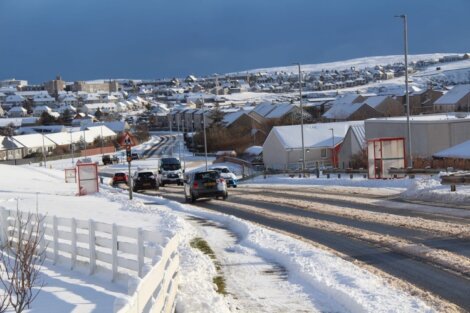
[71,218,77,270]
[112,223,118,281]
[137,227,144,278]
[53,216,59,265]
[0,208,9,247]
[89,219,96,275]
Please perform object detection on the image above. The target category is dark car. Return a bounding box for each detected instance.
[184,170,227,203]
[132,170,158,192]
[112,172,128,185]
[131,153,140,160]
[102,155,113,165]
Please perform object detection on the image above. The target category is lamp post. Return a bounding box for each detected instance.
[100,125,104,156]
[69,129,74,164]
[202,106,208,171]
[329,128,335,167]
[396,14,413,168]
[41,130,47,168]
[293,62,306,175]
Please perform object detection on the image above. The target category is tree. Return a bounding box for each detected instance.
[0,123,15,136]
[209,108,225,126]
[94,108,103,121]
[61,109,73,125]
[0,209,46,312]
[38,112,57,126]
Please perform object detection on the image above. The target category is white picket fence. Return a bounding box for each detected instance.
[0,208,179,313]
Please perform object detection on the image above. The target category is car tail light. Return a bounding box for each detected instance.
[193,181,198,188]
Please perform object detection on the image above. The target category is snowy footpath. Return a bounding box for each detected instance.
[0,163,448,312]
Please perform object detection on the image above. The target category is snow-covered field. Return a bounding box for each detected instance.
[1,159,468,312]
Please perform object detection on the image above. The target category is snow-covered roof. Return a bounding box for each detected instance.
[350,124,366,146]
[363,95,389,108]
[434,85,470,105]
[222,110,245,127]
[0,118,23,128]
[80,121,129,133]
[12,133,56,148]
[265,103,294,119]
[8,106,27,113]
[433,140,470,159]
[244,145,263,155]
[268,121,364,149]
[367,113,470,123]
[5,95,24,102]
[252,102,276,117]
[323,102,365,119]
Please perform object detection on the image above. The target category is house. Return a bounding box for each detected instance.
[82,102,116,115]
[322,100,381,122]
[337,124,366,169]
[361,95,403,117]
[433,85,470,112]
[222,110,267,145]
[365,113,470,161]
[79,121,130,134]
[262,121,364,170]
[7,133,57,157]
[33,105,53,117]
[8,106,27,118]
[33,94,56,107]
[4,94,25,109]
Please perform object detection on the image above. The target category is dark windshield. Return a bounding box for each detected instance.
[195,171,219,180]
[138,172,154,178]
[162,164,181,171]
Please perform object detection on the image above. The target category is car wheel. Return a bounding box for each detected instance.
[233,185,237,188]
[161,183,165,187]
[191,193,196,203]
[133,187,138,192]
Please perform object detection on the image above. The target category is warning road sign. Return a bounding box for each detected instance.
[119,132,137,147]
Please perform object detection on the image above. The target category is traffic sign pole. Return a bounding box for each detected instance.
[127,145,133,200]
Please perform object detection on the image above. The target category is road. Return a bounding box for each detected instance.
[141,184,470,311]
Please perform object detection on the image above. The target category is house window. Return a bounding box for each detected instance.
[321,149,327,158]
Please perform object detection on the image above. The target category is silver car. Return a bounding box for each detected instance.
[184,170,228,203]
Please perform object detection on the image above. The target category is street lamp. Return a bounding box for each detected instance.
[69,128,74,164]
[395,14,413,168]
[329,128,335,167]
[202,105,208,171]
[293,62,306,175]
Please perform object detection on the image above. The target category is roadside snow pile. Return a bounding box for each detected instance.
[401,175,470,205]
[246,174,412,190]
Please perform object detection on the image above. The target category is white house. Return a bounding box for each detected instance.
[82,102,116,115]
[8,133,57,156]
[4,95,25,108]
[433,85,470,112]
[8,106,27,118]
[33,105,53,117]
[263,121,364,170]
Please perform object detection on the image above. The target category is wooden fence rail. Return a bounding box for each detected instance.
[0,208,180,313]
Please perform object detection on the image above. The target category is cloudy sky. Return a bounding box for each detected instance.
[0,0,468,82]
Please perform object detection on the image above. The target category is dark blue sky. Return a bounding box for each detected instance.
[0,0,468,83]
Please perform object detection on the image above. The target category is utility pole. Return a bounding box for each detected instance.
[294,62,306,175]
[396,14,413,168]
[202,98,208,171]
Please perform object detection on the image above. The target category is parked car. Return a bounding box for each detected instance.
[131,153,140,160]
[184,170,227,203]
[132,170,158,192]
[103,154,119,165]
[102,155,113,165]
[211,166,238,188]
[112,172,128,185]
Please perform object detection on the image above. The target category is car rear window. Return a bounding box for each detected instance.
[115,173,125,177]
[194,171,219,180]
[138,172,154,178]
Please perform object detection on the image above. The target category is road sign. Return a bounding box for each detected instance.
[119,132,136,147]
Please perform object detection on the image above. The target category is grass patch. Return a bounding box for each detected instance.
[190,237,226,294]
